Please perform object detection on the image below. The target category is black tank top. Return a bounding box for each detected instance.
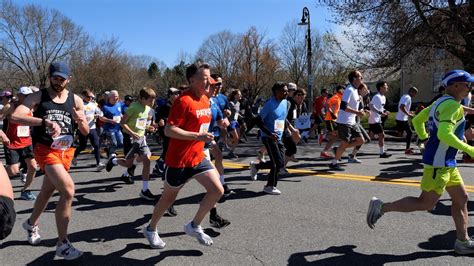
[33,89,76,146]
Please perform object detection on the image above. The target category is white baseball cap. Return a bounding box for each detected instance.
[18,86,33,95]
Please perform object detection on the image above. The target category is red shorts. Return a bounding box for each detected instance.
[34,143,75,171]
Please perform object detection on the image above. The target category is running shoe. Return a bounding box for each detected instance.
[223,184,235,197]
[143,226,166,249]
[106,154,116,172]
[257,150,266,163]
[20,190,36,201]
[127,164,136,177]
[157,158,165,173]
[55,240,83,260]
[263,186,281,195]
[318,134,325,145]
[22,220,41,245]
[367,197,384,229]
[348,156,362,163]
[71,157,78,166]
[20,172,27,184]
[379,152,392,158]
[165,205,178,217]
[405,148,415,155]
[227,151,238,159]
[120,173,134,184]
[210,214,231,228]
[139,189,156,201]
[279,168,289,175]
[249,161,258,181]
[184,221,213,246]
[96,162,106,171]
[320,151,334,159]
[454,238,474,254]
[329,163,343,170]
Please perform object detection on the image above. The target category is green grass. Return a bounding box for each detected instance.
[360,112,397,130]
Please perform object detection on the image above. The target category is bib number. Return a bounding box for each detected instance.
[17,126,30,137]
[199,123,210,133]
[274,120,285,132]
[51,135,73,150]
[113,116,121,123]
[135,118,147,130]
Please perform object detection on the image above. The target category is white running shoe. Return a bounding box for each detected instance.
[96,162,106,171]
[367,197,384,229]
[454,238,474,254]
[55,240,83,260]
[184,222,213,246]
[143,226,166,249]
[22,220,41,245]
[20,173,27,184]
[249,161,258,181]
[263,186,281,195]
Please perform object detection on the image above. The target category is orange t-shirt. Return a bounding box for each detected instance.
[324,93,342,121]
[165,90,212,168]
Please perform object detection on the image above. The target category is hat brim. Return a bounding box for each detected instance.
[51,72,69,79]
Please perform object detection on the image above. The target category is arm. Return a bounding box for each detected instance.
[463,105,474,114]
[0,130,10,146]
[412,105,431,141]
[98,115,118,124]
[73,95,89,136]
[164,124,213,142]
[340,101,364,116]
[120,113,139,139]
[0,103,13,120]
[438,122,474,157]
[399,104,412,117]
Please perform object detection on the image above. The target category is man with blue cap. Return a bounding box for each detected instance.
[366,70,474,255]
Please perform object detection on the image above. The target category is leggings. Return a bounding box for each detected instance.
[74,128,100,164]
[255,137,284,187]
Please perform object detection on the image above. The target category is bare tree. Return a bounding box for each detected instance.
[0,0,89,89]
[324,1,474,72]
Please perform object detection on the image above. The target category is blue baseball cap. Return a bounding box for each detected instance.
[49,62,71,79]
[441,70,474,87]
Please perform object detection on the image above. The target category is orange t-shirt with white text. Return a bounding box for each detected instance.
[165,90,212,168]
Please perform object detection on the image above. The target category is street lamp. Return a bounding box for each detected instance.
[298,6,313,112]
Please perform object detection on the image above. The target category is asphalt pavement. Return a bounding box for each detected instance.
[1,134,474,265]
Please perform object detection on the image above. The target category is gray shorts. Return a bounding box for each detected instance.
[125,136,151,160]
[337,123,362,143]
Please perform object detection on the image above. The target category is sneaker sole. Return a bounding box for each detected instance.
[367,199,378,229]
[184,225,213,246]
[57,251,84,260]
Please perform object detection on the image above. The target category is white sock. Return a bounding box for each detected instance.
[380,146,385,154]
[142,181,149,192]
[123,170,129,177]
[112,158,118,165]
[220,175,225,185]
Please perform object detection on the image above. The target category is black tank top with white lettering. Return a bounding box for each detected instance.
[33,89,75,147]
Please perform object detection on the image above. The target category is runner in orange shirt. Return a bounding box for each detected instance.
[320,85,345,158]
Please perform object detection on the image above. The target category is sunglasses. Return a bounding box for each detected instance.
[85,95,95,99]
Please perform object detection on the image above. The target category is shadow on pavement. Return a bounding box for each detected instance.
[288,245,455,265]
[429,199,474,217]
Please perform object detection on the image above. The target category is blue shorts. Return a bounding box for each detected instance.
[227,121,239,131]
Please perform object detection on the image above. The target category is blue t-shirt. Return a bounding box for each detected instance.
[102,102,122,132]
[215,93,229,112]
[209,97,223,136]
[259,96,288,141]
[121,101,129,115]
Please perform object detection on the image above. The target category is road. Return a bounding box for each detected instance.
[1,135,474,265]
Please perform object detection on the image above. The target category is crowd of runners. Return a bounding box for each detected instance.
[0,61,474,259]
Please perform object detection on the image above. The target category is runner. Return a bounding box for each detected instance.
[249,82,299,195]
[395,86,418,155]
[143,63,223,248]
[367,70,474,255]
[72,89,105,171]
[99,90,123,159]
[368,81,392,158]
[226,89,242,159]
[329,70,366,170]
[3,87,38,200]
[320,85,344,159]
[312,88,328,144]
[106,87,157,200]
[12,61,89,260]
[0,161,15,240]
[121,95,137,180]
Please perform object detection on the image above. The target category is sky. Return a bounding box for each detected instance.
[15,0,338,67]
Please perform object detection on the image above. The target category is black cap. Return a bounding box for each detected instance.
[0,197,16,240]
[124,95,134,102]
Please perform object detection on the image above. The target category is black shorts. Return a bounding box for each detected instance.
[5,145,34,165]
[164,158,215,188]
[369,123,384,134]
[325,120,337,132]
[337,123,362,143]
[311,114,324,124]
[396,120,410,132]
[0,196,16,240]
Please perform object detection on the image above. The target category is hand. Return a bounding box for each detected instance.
[131,132,141,140]
[408,111,415,118]
[269,133,278,141]
[45,119,61,138]
[224,109,231,117]
[219,118,230,129]
[158,119,165,127]
[291,129,301,143]
[197,132,214,142]
[147,125,156,133]
[357,110,366,117]
[0,133,10,146]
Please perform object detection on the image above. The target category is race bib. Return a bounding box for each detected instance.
[136,118,147,130]
[51,135,73,150]
[293,109,297,119]
[17,126,30,137]
[199,123,210,133]
[274,120,285,132]
[113,115,121,123]
[295,114,311,130]
[234,113,239,121]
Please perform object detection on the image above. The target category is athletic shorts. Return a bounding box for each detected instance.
[227,121,240,131]
[0,196,16,240]
[164,158,215,188]
[396,120,410,132]
[369,123,384,135]
[325,120,337,132]
[420,166,463,195]
[34,143,75,171]
[337,123,362,143]
[125,137,151,160]
[5,145,34,165]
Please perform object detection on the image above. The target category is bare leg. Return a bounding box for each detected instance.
[382,190,440,213]
[22,158,37,192]
[149,183,181,229]
[446,185,469,241]
[192,169,224,225]
[29,173,56,225]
